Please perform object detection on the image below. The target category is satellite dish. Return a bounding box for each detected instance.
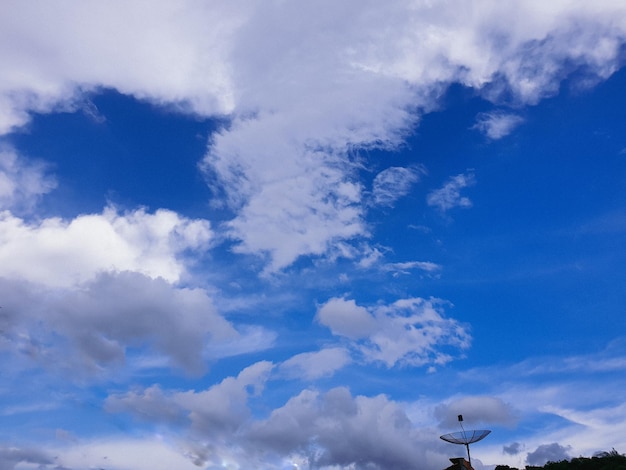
[439,415,491,467]
[440,429,491,445]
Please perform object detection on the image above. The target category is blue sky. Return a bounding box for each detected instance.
[1,2,626,469]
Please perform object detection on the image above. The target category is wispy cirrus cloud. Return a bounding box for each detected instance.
[0,146,56,213]
[279,347,352,381]
[473,111,524,139]
[427,171,476,214]
[382,260,442,277]
[372,166,425,207]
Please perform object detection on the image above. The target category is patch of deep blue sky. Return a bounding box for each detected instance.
[8,89,219,220]
[6,66,626,375]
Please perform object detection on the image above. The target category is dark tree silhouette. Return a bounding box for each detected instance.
[494,449,626,470]
[527,449,626,470]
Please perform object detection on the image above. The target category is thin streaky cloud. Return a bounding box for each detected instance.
[427,171,476,213]
[372,165,426,207]
[278,347,352,381]
[473,111,524,139]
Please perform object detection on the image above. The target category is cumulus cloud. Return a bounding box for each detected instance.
[0,272,243,375]
[57,437,209,470]
[202,1,626,270]
[98,359,626,470]
[0,0,237,134]
[3,0,625,132]
[316,297,471,367]
[526,443,572,466]
[427,171,476,213]
[103,384,451,470]
[316,297,377,340]
[0,206,212,287]
[106,361,273,435]
[247,387,445,470]
[435,396,518,428]
[372,166,425,207]
[0,446,55,469]
[504,442,524,455]
[473,112,525,139]
[222,154,366,273]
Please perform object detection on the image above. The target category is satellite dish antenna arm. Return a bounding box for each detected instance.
[439,415,491,469]
[458,415,472,466]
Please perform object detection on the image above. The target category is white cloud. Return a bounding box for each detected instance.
[383,261,443,276]
[372,166,425,206]
[539,402,626,458]
[204,325,277,360]
[0,446,53,469]
[450,343,626,468]
[0,0,239,134]
[198,0,626,271]
[106,361,274,435]
[435,396,518,428]
[49,344,626,470]
[316,297,377,340]
[317,297,471,368]
[2,1,625,271]
[357,244,385,268]
[101,343,626,470]
[0,146,56,212]
[473,111,525,139]
[427,171,476,213]
[223,156,366,273]
[279,347,352,380]
[57,437,208,470]
[3,0,624,132]
[99,384,453,470]
[247,387,437,469]
[479,395,626,469]
[0,206,212,287]
[0,3,625,469]
[0,272,240,375]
